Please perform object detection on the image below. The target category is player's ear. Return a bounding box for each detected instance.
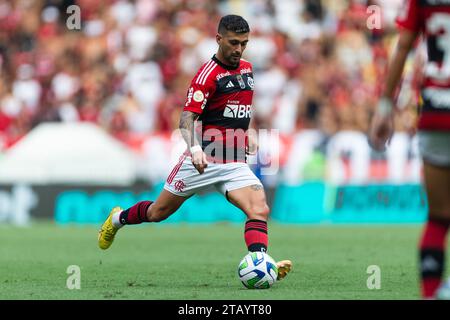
[216,33,222,45]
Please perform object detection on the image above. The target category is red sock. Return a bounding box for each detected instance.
[419,219,450,299]
[119,201,152,225]
[244,219,268,252]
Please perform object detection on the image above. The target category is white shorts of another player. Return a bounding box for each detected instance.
[164,155,263,197]
[418,131,450,167]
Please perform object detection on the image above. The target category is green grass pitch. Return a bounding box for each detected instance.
[0,222,445,300]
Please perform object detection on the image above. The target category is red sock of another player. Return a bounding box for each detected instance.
[244,219,268,252]
[419,218,450,299]
[119,201,153,225]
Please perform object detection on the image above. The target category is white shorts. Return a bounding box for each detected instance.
[418,131,450,167]
[164,155,263,197]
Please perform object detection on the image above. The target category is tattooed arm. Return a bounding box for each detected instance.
[179,110,200,150]
[179,110,208,174]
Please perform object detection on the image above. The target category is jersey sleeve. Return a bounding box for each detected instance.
[395,0,421,32]
[183,66,216,115]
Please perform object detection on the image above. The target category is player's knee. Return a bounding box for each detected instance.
[247,203,270,220]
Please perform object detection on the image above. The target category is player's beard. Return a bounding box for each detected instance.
[228,53,240,66]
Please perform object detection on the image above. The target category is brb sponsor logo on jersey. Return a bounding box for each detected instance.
[223,100,252,119]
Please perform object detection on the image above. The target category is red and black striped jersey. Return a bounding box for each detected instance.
[396,0,450,130]
[183,55,254,163]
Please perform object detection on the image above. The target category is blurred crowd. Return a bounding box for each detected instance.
[0,0,423,152]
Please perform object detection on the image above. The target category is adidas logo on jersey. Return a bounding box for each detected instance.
[226,81,234,88]
[223,104,252,118]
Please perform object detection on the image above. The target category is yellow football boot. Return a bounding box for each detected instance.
[276,260,292,280]
[98,206,123,250]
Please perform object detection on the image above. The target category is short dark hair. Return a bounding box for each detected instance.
[218,15,250,34]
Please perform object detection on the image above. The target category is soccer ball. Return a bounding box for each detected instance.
[237,252,278,289]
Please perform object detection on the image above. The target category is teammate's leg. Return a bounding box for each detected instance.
[98,189,188,249]
[419,161,450,299]
[226,184,292,280]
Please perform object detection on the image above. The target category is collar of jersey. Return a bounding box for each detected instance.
[212,54,240,70]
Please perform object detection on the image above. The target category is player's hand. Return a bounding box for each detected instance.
[368,110,394,152]
[246,130,258,155]
[191,150,208,174]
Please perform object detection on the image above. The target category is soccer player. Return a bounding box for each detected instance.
[369,0,450,299]
[98,15,292,281]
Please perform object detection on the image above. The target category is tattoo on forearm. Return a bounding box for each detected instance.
[250,184,263,191]
[179,111,199,149]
